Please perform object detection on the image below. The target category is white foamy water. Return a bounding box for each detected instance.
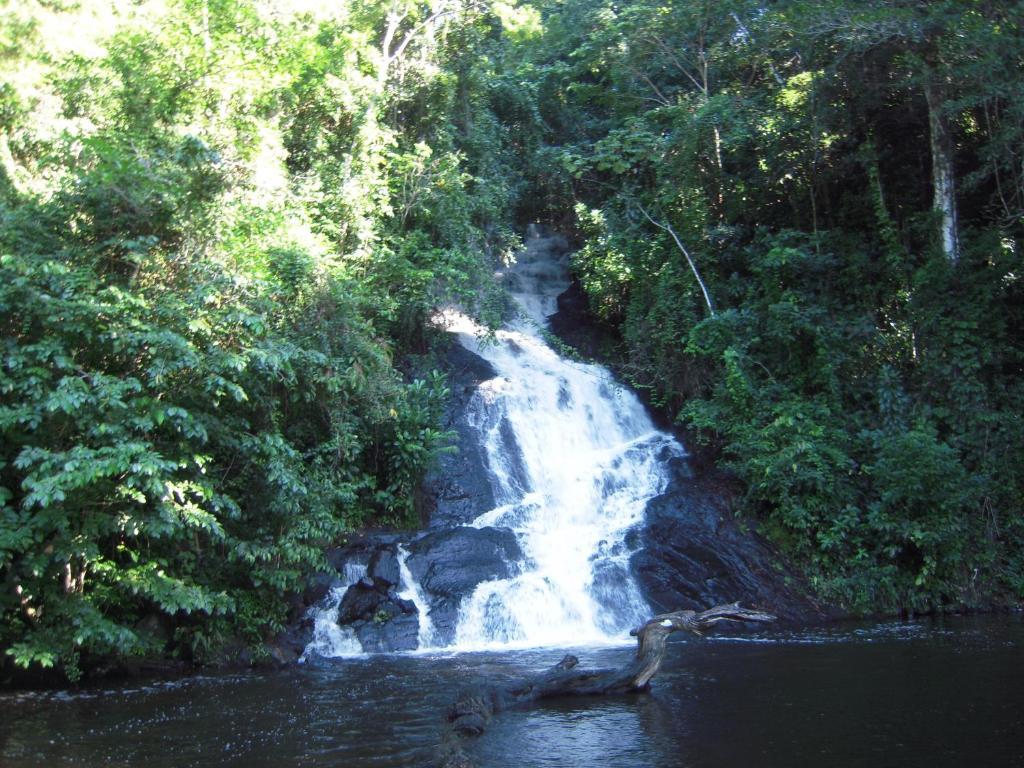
[299,564,367,661]
[396,545,437,649]
[436,226,686,651]
[301,227,686,658]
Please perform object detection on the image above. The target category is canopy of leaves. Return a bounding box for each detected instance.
[3,0,1022,681]
[0,0,524,679]
[505,0,1024,613]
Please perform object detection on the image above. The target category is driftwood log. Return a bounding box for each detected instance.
[438,602,775,767]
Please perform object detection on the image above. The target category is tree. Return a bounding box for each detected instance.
[0,0,507,679]
[514,0,1024,613]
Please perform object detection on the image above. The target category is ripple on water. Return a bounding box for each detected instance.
[1,615,1022,768]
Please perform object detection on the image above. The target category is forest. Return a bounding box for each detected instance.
[1,0,1021,681]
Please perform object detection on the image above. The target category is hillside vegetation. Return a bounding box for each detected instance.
[1,0,1021,680]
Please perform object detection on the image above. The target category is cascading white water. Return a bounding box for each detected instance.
[299,563,368,661]
[396,545,436,648]
[436,226,686,650]
[299,227,685,659]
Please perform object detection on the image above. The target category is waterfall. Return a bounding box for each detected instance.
[299,563,368,661]
[396,545,436,649]
[436,226,686,650]
[300,226,687,660]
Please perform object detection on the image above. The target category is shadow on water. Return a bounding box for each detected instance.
[1,615,1022,767]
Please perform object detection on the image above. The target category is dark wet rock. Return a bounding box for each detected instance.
[335,574,422,652]
[303,571,342,607]
[407,526,522,599]
[331,531,405,561]
[337,578,388,624]
[263,622,313,667]
[367,545,401,588]
[406,526,523,645]
[631,470,825,623]
[494,417,530,499]
[351,610,419,653]
[324,547,348,573]
[548,277,621,360]
[420,342,499,528]
[290,611,316,646]
[421,597,463,645]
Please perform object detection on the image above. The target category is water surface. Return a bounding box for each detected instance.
[2,615,1021,767]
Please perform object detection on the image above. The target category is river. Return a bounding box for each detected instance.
[2,614,1021,767]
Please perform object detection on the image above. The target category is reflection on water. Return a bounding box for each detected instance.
[1,615,1022,767]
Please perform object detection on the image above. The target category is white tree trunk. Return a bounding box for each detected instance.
[924,73,960,264]
[637,205,716,317]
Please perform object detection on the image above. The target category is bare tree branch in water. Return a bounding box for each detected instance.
[438,602,775,767]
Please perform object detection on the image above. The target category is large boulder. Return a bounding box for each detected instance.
[406,526,523,644]
[406,526,523,598]
[352,610,420,654]
[337,577,389,624]
[548,277,621,360]
[420,343,500,528]
[336,575,420,653]
[366,545,401,589]
[630,471,823,623]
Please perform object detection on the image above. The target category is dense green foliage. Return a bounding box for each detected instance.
[0,0,519,678]
[505,0,1024,612]
[2,0,1022,680]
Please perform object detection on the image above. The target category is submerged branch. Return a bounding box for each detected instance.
[438,602,774,767]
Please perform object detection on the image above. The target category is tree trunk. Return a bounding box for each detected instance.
[923,69,960,264]
[438,602,775,767]
[636,204,716,317]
